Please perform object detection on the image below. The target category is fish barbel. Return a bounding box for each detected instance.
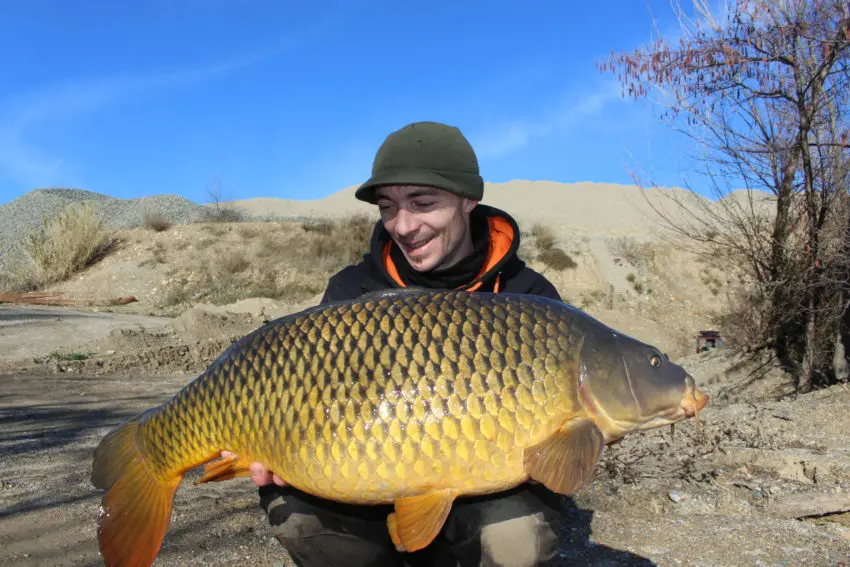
[90,288,708,566]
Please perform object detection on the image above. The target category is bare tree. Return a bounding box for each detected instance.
[205,173,245,223]
[599,0,850,392]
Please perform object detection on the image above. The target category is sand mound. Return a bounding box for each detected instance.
[169,305,264,343]
[224,180,762,239]
[25,296,328,376]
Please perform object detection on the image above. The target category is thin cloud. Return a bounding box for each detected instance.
[472,80,623,159]
[0,134,70,189]
[0,19,335,191]
[6,57,251,131]
[2,34,313,132]
[472,121,553,158]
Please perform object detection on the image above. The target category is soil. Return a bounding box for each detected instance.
[1,303,849,567]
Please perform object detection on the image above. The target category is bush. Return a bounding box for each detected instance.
[529,221,577,271]
[204,204,247,223]
[6,202,118,291]
[143,211,171,232]
[538,248,577,271]
[531,223,557,251]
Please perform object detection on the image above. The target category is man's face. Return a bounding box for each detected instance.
[375,185,478,272]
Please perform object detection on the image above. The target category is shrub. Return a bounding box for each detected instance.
[531,223,557,251]
[205,204,247,223]
[538,248,577,271]
[7,202,117,291]
[528,221,577,271]
[611,236,654,268]
[143,211,171,232]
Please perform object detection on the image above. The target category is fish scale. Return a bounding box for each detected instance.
[91,288,709,566]
[137,291,577,500]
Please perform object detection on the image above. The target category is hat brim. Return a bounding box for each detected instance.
[354,169,474,204]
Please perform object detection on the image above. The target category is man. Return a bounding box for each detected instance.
[237,121,565,566]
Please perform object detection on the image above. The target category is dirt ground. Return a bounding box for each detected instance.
[2,305,850,567]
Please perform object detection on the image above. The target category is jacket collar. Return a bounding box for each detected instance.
[366,204,522,292]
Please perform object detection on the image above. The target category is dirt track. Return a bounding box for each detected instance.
[1,306,850,567]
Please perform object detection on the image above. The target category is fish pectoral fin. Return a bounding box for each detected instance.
[194,453,253,485]
[523,417,605,495]
[388,489,459,552]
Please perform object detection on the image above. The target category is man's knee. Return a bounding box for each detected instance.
[259,485,400,567]
[446,486,561,567]
[479,510,558,567]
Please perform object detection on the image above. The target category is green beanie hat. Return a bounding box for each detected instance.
[355,121,484,204]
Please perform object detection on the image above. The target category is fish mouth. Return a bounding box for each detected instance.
[679,374,709,433]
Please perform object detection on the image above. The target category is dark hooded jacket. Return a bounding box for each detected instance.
[319,204,561,304]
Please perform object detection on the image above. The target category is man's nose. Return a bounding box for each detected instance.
[394,208,419,236]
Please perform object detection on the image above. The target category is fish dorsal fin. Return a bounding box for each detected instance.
[359,287,435,301]
[523,417,605,495]
[387,489,460,552]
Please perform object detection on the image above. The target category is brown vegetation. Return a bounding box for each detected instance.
[1,202,119,293]
[602,0,850,392]
[529,222,577,271]
[143,211,171,232]
[158,213,377,307]
[610,236,654,271]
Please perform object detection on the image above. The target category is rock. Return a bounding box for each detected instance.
[668,490,688,503]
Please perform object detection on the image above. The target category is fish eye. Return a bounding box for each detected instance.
[647,351,664,368]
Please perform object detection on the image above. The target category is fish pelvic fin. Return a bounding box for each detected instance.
[194,453,253,484]
[388,489,460,552]
[523,416,605,495]
[91,416,181,567]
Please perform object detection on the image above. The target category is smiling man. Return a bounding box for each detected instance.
[250,121,565,567]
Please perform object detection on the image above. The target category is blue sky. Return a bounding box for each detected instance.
[0,0,713,206]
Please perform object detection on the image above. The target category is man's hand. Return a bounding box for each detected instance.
[220,451,287,487]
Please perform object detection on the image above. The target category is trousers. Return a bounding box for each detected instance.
[258,483,563,567]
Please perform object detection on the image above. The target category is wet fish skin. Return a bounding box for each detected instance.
[90,288,707,566]
[121,290,583,499]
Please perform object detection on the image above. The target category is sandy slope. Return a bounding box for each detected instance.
[1,179,741,365]
[223,180,744,237]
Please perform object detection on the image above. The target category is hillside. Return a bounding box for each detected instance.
[0,180,752,366]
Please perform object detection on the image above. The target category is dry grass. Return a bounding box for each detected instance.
[237,225,261,239]
[611,236,655,269]
[529,222,577,272]
[700,268,725,296]
[530,223,557,251]
[537,247,577,271]
[143,211,171,232]
[2,202,118,292]
[203,203,248,223]
[160,213,377,306]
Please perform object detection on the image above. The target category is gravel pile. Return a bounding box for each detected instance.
[0,187,213,270]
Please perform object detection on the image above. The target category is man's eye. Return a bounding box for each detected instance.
[415,201,435,208]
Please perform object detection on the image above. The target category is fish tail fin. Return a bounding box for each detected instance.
[91,416,181,567]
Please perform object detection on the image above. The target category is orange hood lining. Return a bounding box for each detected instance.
[381,216,515,292]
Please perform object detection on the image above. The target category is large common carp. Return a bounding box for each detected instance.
[90,289,708,567]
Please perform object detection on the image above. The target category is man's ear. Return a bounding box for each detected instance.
[462,199,479,214]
